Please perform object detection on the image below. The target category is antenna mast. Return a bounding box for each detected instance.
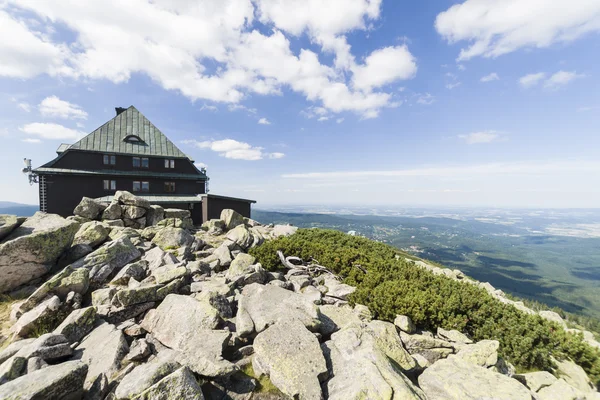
[22,158,38,185]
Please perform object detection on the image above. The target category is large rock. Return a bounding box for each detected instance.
[101,202,122,220]
[221,209,244,230]
[74,321,129,389]
[418,356,531,400]
[15,266,89,317]
[513,371,557,392]
[115,350,180,399]
[553,357,596,392]
[53,306,97,343]
[0,338,36,364]
[110,260,148,285]
[322,323,426,400]
[539,310,568,329]
[0,214,19,242]
[323,276,356,300]
[71,236,141,286]
[122,205,146,219]
[213,244,233,267]
[437,327,473,344]
[226,225,253,249]
[318,304,363,336]
[115,190,151,208]
[537,378,589,400]
[164,208,191,219]
[394,314,416,334]
[11,295,61,337]
[367,320,417,372]
[152,227,194,250]
[141,294,234,377]
[253,319,328,399]
[135,367,205,400]
[72,221,109,247]
[12,333,73,362]
[0,212,79,293]
[146,205,165,226]
[226,253,256,281]
[455,340,499,367]
[112,284,163,307]
[399,331,455,365]
[236,283,322,337]
[0,360,88,400]
[73,197,106,219]
[272,224,298,237]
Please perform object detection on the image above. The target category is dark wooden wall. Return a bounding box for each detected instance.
[202,197,252,222]
[41,174,205,218]
[51,150,200,174]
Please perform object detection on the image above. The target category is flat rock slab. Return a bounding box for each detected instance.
[0,212,79,293]
[0,214,19,242]
[74,321,129,389]
[115,350,180,399]
[236,283,322,337]
[135,367,205,400]
[141,294,234,377]
[253,319,327,400]
[418,356,531,400]
[0,360,88,400]
[322,323,426,400]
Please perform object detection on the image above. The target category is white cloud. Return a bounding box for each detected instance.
[0,128,7,137]
[543,70,584,89]
[519,70,584,89]
[2,0,417,119]
[281,160,600,179]
[481,73,499,82]
[317,116,329,122]
[228,104,257,114]
[352,45,417,91]
[578,106,597,112]
[18,102,31,112]
[194,162,208,169]
[435,0,600,60]
[183,138,284,161]
[199,104,218,112]
[416,93,435,105]
[457,64,466,71]
[519,72,546,88]
[458,131,500,144]
[258,117,271,125]
[336,118,344,124]
[39,96,88,119]
[446,82,461,90]
[22,138,41,143]
[19,122,85,140]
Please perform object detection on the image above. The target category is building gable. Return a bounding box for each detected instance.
[67,106,192,159]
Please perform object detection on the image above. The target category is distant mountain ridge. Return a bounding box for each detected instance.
[0,201,38,217]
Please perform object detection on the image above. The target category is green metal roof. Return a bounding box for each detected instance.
[56,143,71,154]
[34,167,206,180]
[95,195,203,204]
[66,106,192,159]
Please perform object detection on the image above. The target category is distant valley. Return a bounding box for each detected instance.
[254,206,600,321]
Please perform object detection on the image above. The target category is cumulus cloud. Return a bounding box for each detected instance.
[435,0,600,60]
[19,122,85,140]
[519,72,546,88]
[182,139,284,161]
[22,138,41,143]
[458,131,500,144]
[1,0,417,119]
[258,118,271,125]
[39,96,88,119]
[481,73,499,82]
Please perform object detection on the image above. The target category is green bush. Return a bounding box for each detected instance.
[250,228,600,384]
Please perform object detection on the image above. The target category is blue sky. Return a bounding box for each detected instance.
[1,0,599,208]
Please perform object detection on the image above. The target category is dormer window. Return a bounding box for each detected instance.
[123,135,145,144]
[164,159,175,168]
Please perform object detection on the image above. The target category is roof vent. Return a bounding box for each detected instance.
[115,107,127,116]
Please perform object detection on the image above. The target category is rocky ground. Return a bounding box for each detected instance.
[0,191,598,399]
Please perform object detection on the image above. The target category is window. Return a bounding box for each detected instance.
[133,157,148,168]
[103,180,116,190]
[103,155,116,165]
[123,134,144,143]
[164,159,175,168]
[133,181,149,192]
[164,182,176,193]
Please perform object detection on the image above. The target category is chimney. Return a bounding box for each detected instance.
[115,107,127,116]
